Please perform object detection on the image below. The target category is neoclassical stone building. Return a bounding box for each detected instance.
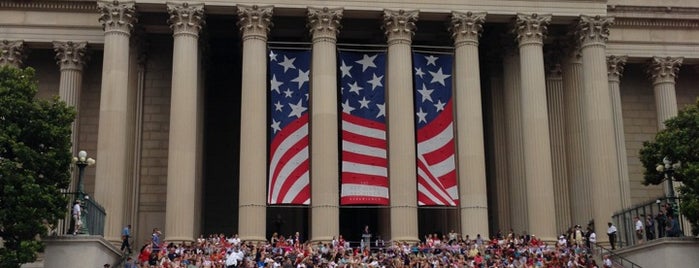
[2,0,698,247]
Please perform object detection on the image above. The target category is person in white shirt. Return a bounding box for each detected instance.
[72,200,81,235]
[634,216,644,244]
[607,222,618,250]
[603,255,613,268]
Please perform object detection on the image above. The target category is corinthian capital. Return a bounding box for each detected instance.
[383,9,418,45]
[449,11,486,46]
[513,13,551,46]
[576,15,613,47]
[0,40,25,68]
[647,56,683,85]
[53,41,89,71]
[606,55,627,82]
[97,0,137,35]
[307,7,343,42]
[167,2,205,37]
[237,5,273,41]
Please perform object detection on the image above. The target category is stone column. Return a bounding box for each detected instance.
[502,43,527,234]
[607,55,632,209]
[237,4,273,242]
[545,53,571,232]
[562,48,592,226]
[449,11,489,239]
[95,0,136,243]
[577,15,621,241]
[383,9,419,242]
[488,62,511,232]
[514,13,557,240]
[307,6,342,242]
[163,2,205,242]
[53,41,88,156]
[0,40,25,68]
[647,56,683,130]
[647,56,683,202]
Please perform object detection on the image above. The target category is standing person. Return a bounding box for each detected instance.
[606,222,617,250]
[151,228,162,254]
[361,225,371,250]
[72,200,81,235]
[645,215,655,241]
[655,211,667,238]
[121,224,133,254]
[634,216,644,244]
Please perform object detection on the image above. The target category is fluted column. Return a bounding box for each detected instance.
[502,43,527,234]
[308,7,342,242]
[0,40,25,68]
[95,0,136,243]
[164,2,205,242]
[647,56,683,130]
[237,4,272,242]
[563,48,592,226]
[577,15,621,241]
[53,41,88,156]
[489,63,511,232]
[607,55,631,209]
[545,55,571,233]
[384,9,419,242]
[449,11,489,239]
[514,13,557,240]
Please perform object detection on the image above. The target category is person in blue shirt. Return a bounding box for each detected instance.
[151,228,162,253]
[121,225,132,254]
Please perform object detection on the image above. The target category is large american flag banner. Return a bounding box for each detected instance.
[338,51,389,205]
[413,52,458,206]
[268,49,311,205]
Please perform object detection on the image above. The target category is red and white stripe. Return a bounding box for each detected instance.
[417,101,458,206]
[268,114,310,204]
[340,113,389,205]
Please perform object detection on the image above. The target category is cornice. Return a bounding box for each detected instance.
[613,18,699,29]
[608,5,699,16]
[0,1,97,12]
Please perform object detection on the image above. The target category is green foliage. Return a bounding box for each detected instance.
[639,98,699,235]
[0,66,75,267]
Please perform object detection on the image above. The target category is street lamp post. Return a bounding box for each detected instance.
[656,156,680,203]
[72,150,95,235]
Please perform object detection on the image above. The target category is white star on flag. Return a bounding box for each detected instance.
[429,68,451,86]
[348,81,363,95]
[274,101,284,111]
[367,73,384,90]
[415,67,425,78]
[269,50,278,62]
[288,99,307,118]
[355,54,377,72]
[278,55,296,73]
[292,69,310,89]
[416,107,428,123]
[425,55,439,66]
[342,99,355,113]
[358,97,371,109]
[270,119,281,133]
[340,60,353,78]
[283,88,293,98]
[270,75,283,93]
[376,103,385,118]
[434,100,446,112]
[417,83,434,103]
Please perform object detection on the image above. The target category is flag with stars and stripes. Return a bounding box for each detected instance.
[413,52,458,206]
[268,49,311,205]
[338,51,389,205]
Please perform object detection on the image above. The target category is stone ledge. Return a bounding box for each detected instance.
[615,237,699,267]
[42,235,122,268]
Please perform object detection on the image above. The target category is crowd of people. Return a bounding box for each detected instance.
[632,202,682,245]
[121,225,611,268]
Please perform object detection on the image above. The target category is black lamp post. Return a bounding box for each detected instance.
[72,150,95,234]
[656,156,681,217]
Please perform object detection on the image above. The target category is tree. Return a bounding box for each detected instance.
[639,98,699,235]
[0,66,75,267]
